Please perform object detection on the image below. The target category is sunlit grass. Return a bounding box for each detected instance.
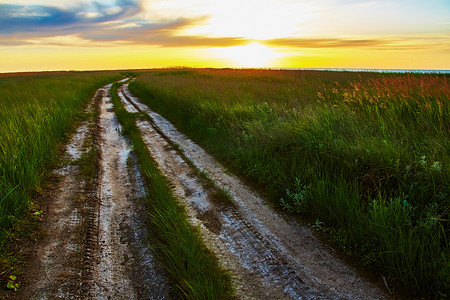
[130,68,449,297]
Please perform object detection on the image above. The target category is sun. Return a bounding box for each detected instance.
[214,43,282,68]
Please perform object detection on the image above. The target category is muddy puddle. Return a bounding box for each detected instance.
[119,83,389,300]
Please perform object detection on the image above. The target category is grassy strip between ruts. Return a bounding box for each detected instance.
[129,69,449,298]
[110,82,234,299]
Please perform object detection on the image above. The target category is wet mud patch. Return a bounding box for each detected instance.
[198,209,222,235]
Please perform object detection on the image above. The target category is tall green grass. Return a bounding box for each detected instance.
[130,69,449,297]
[110,83,234,299]
[0,71,121,247]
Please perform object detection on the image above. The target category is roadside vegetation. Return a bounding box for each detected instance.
[0,71,121,249]
[130,68,449,297]
[110,83,234,299]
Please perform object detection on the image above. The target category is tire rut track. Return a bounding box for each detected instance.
[119,82,390,299]
[14,83,169,299]
[92,84,169,299]
[15,88,102,299]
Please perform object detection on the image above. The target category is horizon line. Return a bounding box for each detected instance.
[1,67,450,75]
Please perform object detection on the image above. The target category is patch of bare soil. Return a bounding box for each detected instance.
[12,84,169,299]
[120,83,391,299]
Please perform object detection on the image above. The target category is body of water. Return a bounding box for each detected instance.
[278,68,450,74]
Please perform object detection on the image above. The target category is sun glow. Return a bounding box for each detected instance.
[213,43,282,68]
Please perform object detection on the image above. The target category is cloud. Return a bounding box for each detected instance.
[0,5,248,49]
[264,35,450,51]
[0,1,248,48]
[80,17,248,47]
[0,1,141,34]
[264,37,393,48]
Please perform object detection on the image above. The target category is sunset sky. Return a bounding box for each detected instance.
[1,0,449,72]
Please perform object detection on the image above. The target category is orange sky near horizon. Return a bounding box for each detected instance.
[0,0,449,72]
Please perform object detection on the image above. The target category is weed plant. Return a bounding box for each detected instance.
[0,71,120,247]
[130,69,449,297]
[110,83,234,299]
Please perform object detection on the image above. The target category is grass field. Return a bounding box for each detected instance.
[130,68,450,297]
[1,69,448,297]
[0,71,121,247]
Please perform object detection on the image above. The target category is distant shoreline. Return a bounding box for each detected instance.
[277,68,450,74]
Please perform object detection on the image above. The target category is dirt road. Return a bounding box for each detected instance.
[13,80,389,299]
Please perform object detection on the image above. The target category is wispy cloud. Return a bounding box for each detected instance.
[265,37,390,48]
[264,35,450,51]
[81,16,248,47]
[0,1,141,35]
